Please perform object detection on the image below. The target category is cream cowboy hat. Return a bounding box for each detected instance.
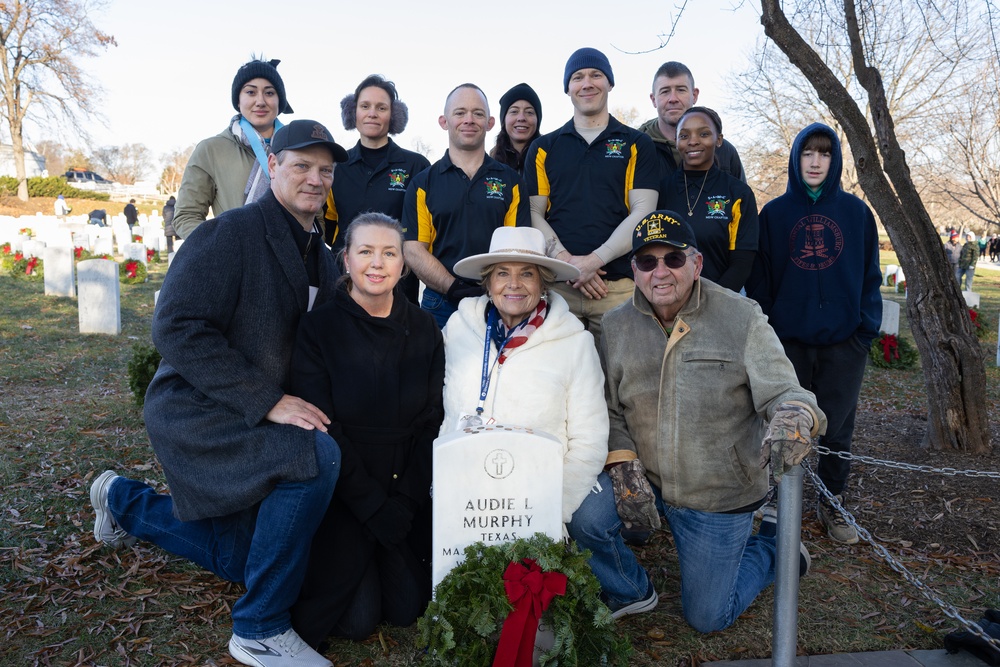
[453,227,580,282]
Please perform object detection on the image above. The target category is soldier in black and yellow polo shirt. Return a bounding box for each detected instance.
[525,48,659,348]
[402,83,529,328]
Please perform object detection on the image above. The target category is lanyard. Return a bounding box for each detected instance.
[477,307,509,417]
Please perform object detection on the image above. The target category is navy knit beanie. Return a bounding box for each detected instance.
[231,58,293,115]
[563,48,614,93]
[499,83,542,129]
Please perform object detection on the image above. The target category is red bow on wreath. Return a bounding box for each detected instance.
[492,558,567,667]
[880,333,900,362]
[126,261,139,279]
[26,257,38,275]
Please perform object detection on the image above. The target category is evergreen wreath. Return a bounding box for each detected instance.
[418,534,631,666]
[119,260,147,284]
[9,254,43,281]
[969,307,990,340]
[869,332,918,370]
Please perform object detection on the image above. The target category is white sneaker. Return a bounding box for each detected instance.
[90,470,136,549]
[228,629,332,667]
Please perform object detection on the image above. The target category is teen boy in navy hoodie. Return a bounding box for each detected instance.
[748,123,882,545]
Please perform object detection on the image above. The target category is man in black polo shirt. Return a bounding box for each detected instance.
[639,61,746,187]
[525,48,659,347]
[402,83,529,328]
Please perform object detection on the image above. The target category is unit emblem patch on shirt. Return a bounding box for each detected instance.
[789,214,844,270]
[605,139,626,158]
[705,196,731,219]
[388,169,410,191]
[485,177,507,200]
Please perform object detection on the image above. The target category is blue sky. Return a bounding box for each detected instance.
[37,0,765,178]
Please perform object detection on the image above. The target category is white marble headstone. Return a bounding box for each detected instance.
[43,246,76,297]
[432,424,563,588]
[962,291,980,308]
[124,242,147,266]
[880,300,900,335]
[92,237,114,257]
[884,264,898,286]
[78,259,121,335]
[21,239,46,258]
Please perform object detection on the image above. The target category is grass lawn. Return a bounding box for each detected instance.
[0,249,997,666]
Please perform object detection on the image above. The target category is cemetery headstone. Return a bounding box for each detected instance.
[21,239,46,258]
[962,291,980,309]
[43,245,76,297]
[880,300,900,336]
[124,242,147,266]
[78,259,121,335]
[432,424,564,588]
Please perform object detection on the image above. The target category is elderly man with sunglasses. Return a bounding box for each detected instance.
[566,209,827,632]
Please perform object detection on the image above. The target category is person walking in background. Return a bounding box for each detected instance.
[944,230,963,282]
[489,83,542,175]
[162,196,177,253]
[959,231,978,291]
[748,123,882,545]
[54,194,72,218]
[324,74,430,303]
[173,57,294,240]
[123,199,139,230]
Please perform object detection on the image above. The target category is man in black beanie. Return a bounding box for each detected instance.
[524,47,659,349]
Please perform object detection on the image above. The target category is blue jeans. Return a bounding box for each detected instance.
[109,431,341,639]
[420,287,458,329]
[567,471,776,633]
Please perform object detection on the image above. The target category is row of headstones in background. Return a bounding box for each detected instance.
[880,293,980,335]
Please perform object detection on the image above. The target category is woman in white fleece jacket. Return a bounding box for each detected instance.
[441,227,609,523]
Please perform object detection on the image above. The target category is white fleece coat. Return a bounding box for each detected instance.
[442,293,609,522]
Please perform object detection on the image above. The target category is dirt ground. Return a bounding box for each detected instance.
[833,408,998,565]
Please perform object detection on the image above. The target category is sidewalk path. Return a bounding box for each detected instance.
[706,649,987,666]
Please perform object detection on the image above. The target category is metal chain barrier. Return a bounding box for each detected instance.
[802,461,1000,652]
[811,444,1000,479]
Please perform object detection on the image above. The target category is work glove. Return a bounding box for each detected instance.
[364,496,415,548]
[445,278,484,306]
[760,403,815,482]
[608,459,662,532]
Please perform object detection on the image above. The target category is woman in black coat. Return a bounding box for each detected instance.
[289,213,444,646]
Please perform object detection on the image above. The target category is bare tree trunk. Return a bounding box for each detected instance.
[10,118,29,201]
[760,0,990,453]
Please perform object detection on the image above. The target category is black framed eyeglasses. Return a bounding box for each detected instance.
[632,250,692,272]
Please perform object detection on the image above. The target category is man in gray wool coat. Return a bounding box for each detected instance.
[89,120,350,667]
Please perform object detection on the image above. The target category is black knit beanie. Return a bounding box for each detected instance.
[499,83,542,129]
[231,58,293,115]
[563,48,614,93]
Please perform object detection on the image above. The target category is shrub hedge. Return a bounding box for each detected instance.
[0,176,110,201]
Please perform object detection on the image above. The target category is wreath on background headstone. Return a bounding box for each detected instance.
[8,253,43,281]
[869,332,918,370]
[417,534,630,666]
[119,259,147,284]
[969,307,990,340]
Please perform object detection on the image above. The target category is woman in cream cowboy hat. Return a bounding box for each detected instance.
[440,226,610,529]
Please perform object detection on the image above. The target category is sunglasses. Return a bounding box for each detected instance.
[632,250,692,272]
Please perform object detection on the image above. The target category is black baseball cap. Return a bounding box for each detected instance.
[271,120,349,162]
[631,210,698,256]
